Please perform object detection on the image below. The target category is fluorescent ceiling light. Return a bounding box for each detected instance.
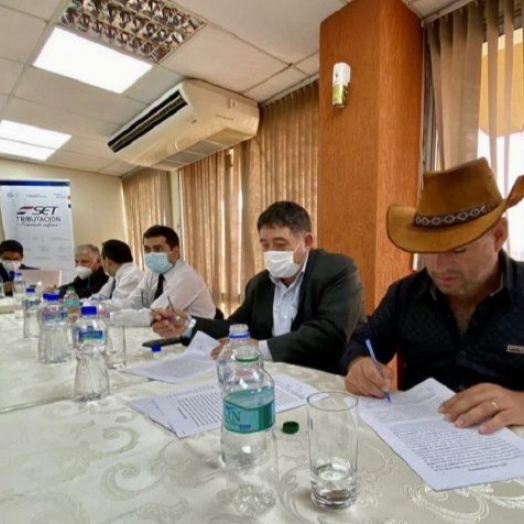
[0,139,54,161]
[0,120,70,149]
[34,27,152,93]
[0,120,71,162]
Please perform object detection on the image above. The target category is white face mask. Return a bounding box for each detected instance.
[75,265,93,280]
[2,260,21,273]
[264,247,303,279]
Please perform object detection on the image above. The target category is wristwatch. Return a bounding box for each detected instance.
[184,314,197,335]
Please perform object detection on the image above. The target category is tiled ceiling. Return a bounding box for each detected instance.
[0,0,456,176]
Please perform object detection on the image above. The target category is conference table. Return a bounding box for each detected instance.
[0,312,523,523]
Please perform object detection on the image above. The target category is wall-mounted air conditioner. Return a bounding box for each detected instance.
[108,79,259,170]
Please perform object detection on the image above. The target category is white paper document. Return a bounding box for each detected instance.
[129,374,318,438]
[124,331,218,383]
[359,378,524,491]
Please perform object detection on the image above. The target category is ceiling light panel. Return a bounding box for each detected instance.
[60,0,206,64]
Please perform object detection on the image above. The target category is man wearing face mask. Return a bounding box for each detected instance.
[0,239,36,295]
[108,225,215,327]
[151,201,365,374]
[58,244,109,298]
[94,239,143,300]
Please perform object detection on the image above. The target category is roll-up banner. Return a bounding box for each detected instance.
[0,180,75,270]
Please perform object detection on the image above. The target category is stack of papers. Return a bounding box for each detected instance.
[130,374,317,438]
[359,378,524,491]
[124,331,218,383]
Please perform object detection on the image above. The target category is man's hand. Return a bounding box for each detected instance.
[344,356,393,399]
[150,307,187,337]
[439,383,524,434]
[210,337,228,359]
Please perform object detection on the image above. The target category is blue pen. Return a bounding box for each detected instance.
[365,339,391,402]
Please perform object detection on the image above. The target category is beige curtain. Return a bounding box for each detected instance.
[250,81,318,225]
[481,0,524,258]
[122,168,172,268]
[427,0,524,258]
[180,80,319,314]
[427,2,484,168]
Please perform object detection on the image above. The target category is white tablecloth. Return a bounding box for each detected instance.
[1,315,523,523]
[0,296,13,314]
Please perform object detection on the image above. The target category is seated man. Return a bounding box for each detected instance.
[152,201,365,374]
[0,239,35,295]
[110,225,215,326]
[95,239,143,300]
[58,244,109,298]
[342,158,524,434]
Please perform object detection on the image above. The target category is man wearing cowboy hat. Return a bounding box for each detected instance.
[342,157,524,435]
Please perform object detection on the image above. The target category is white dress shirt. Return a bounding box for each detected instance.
[96,263,143,300]
[110,259,215,327]
[258,254,308,360]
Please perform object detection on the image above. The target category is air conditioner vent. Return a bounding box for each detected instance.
[108,91,188,153]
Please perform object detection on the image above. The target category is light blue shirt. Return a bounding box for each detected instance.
[259,253,308,360]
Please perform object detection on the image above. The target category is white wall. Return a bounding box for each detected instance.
[0,158,126,250]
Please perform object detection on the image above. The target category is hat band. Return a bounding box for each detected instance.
[414,204,488,228]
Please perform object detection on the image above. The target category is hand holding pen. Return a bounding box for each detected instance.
[365,339,391,402]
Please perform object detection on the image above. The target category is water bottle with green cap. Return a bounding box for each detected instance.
[221,342,278,516]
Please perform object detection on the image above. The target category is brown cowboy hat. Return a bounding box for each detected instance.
[387,158,524,253]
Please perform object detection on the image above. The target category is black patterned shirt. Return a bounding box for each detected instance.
[341,252,524,392]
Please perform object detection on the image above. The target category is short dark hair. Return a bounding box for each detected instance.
[143,225,180,249]
[101,239,133,264]
[0,239,24,256]
[257,201,312,234]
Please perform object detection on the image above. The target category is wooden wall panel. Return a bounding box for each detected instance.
[318,0,422,312]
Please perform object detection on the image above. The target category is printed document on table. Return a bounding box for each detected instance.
[124,331,218,383]
[359,378,524,491]
[129,374,318,438]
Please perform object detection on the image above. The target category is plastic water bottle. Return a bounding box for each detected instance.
[12,272,25,318]
[74,305,109,401]
[221,344,278,516]
[217,324,254,391]
[13,271,26,294]
[23,287,41,338]
[63,286,80,323]
[41,294,70,363]
[37,293,57,360]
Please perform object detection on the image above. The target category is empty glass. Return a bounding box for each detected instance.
[307,391,359,509]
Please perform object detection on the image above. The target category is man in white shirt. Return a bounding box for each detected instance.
[110,225,215,327]
[95,239,143,300]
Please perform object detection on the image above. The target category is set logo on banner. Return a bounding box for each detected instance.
[16,205,61,227]
[0,180,75,270]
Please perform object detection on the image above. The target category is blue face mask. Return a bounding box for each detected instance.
[144,253,173,274]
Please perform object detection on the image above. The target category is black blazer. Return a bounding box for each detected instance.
[58,265,109,299]
[193,249,365,374]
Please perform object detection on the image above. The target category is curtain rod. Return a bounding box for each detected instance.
[423,0,476,25]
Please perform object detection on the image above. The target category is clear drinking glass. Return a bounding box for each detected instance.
[307,391,359,509]
[105,323,126,369]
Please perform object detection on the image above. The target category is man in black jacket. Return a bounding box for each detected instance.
[58,244,108,298]
[0,239,35,295]
[152,201,365,374]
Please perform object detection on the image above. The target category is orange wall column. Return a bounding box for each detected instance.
[318,0,423,312]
